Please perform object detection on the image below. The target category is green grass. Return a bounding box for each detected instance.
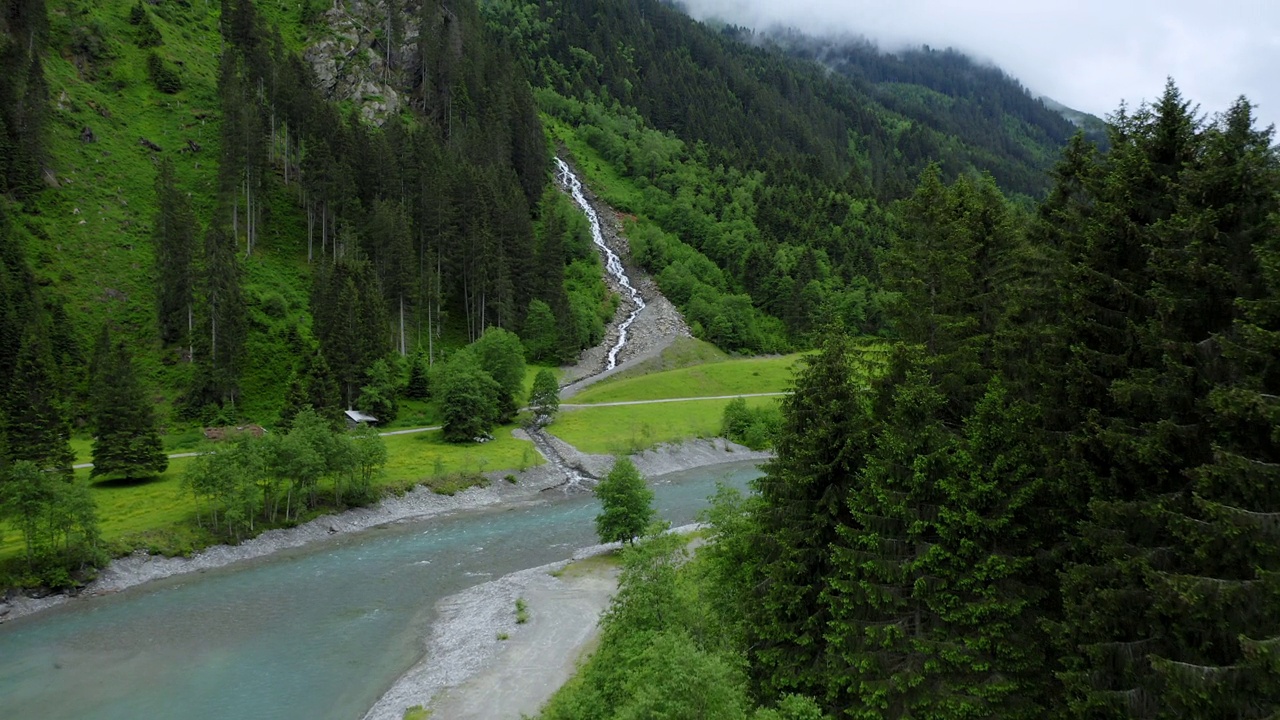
[70,429,217,464]
[377,365,560,431]
[549,551,621,578]
[592,337,729,384]
[549,396,782,455]
[402,706,432,720]
[0,457,209,566]
[1,426,545,572]
[381,426,543,483]
[570,354,802,404]
[544,115,647,214]
[30,0,342,425]
[381,398,444,431]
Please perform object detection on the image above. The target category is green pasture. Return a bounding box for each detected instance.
[596,338,730,383]
[1,424,545,568]
[570,354,802,404]
[548,396,783,455]
[381,426,543,482]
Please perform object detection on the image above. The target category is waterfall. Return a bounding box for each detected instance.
[554,157,646,370]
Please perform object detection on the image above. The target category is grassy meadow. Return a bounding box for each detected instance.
[549,395,784,455]
[569,354,801,404]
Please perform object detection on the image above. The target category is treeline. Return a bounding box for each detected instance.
[0,0,51,196]
[0,0,121,577]
[758,30,1103,189]
[489,0,1075,199]
[736,85,1280,717]
[574,84,1280,718]
[154,0,545,414]
[532,91,890,352]
[0,70,104,588]
[182,409,387,541]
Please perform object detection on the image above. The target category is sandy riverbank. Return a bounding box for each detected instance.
[362,520,709,720]
[0,440,769,624]
[361,548,621,720]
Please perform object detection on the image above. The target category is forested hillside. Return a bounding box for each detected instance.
[485,0,1087,352]
[0,0,617,584]
[0,0,616,423]
[544,83,1280,719]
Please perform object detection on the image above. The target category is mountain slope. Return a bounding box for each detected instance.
[482,0,1088,354]
[9,0,596,425]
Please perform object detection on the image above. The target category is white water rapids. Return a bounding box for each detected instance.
[555,157,646,370]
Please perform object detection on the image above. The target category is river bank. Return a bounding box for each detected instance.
[0,439,770,625]
[362,548,622,720]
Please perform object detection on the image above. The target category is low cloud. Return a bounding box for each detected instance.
[679,0,1280,132]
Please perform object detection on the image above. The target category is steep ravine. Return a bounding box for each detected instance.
[552,156,691,395]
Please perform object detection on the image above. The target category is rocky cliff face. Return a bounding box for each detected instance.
[305,0,420,124]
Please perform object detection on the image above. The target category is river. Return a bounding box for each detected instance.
[0,461,763,720]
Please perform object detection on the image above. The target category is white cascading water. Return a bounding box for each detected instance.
[554,157,646,370]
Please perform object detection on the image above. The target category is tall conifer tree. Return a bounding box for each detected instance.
[3,329,74,476]
[153,158,197,347]
[194,225,246,408]
[90,338,168,480]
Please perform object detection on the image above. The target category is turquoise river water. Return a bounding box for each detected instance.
[0,461,764,720]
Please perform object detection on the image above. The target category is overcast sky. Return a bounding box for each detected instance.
[678,0,1280,132]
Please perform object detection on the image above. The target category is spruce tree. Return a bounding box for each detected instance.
[521,299,559,363]
[3,329,74,476]
[1056,84,1280,718]
[301,348,342,424]
[194,224,246,407]
[1138,97,1280,717]
[153,158,197,346]
[11,52,48,196]
[276,370,309,432]
[404,350,430,400]
[822,353,954,717]
[0,201,37,383]
[356,358,399,423]
[746,332,878,702]
[528,368,560,422]
[90,339,168,480]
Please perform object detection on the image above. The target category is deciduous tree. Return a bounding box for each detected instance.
[528,368,559,422]
[594,456,655,544]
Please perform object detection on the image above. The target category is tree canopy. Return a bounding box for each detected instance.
[594,456,655,545]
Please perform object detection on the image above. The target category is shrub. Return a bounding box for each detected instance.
[146,53,181,94]
[720,397,781,450]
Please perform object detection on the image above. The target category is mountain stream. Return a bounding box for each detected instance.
[554,157,646,370]
[0,462,763,720]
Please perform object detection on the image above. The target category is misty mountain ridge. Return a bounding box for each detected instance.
[740,22,1108,142]
[668,1,1109,146]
